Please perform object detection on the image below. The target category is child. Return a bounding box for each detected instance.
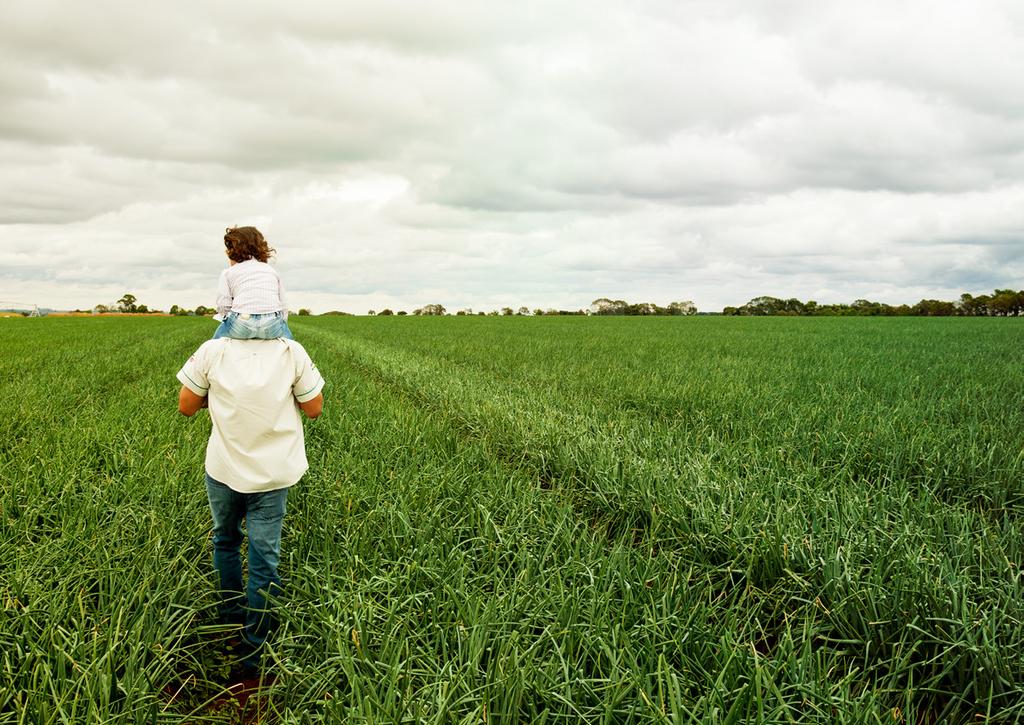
[213,226,294,340]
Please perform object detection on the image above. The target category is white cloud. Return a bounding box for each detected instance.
[1,0,1022,314]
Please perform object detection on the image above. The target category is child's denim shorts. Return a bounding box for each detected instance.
[213,311,293,340]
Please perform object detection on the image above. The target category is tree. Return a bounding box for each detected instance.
[298,308,311,316]
[517,306,530,316]
[783,298,806,315]
[501,307,514,316]
[378,308,394,316]
[368,310,376,316]
[851,299,880,316]
[589,298,613,314]
[93,304,110,314]
[668,300,697,316]
[414,304,446,316]
[627,302,658,315]
[589,298,631,315]
[533,308,544,316]
[397,310,407,316]
[195,305,214,316]
[990,289,1023,316]
[117,293,138,313]
[912,299,956,316]
[738,296,784,315]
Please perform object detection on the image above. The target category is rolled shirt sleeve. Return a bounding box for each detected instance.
[176,343,212,397]
[291,344,324,403]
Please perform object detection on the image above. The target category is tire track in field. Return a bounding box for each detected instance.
[299,333,1024,577]
[297,324,765,561]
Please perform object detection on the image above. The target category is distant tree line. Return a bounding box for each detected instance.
[92,289,1024,320]
[589,298,697,316]
[101,295,213,316]
[93,294,697,318]
[92,293,165,315]
[168,304,214,317]
[458,307,587,316]
[94,293,317,317]
[368,306,589,316]
[365,300,698,316]
[723,289,1024,317]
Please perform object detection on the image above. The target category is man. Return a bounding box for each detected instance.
[177,335,324,672]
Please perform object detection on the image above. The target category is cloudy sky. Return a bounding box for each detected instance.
[2,0,1023,313]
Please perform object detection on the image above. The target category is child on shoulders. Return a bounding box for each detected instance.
[213,226,293,340]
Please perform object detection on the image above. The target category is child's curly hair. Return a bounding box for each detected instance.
[224,226,276,263]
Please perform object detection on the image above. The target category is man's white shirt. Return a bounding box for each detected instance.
[177,338,324,493]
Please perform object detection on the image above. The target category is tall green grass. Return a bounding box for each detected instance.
[0,316,1021,722]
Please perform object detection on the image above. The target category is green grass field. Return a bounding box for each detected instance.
[1,316,1022,723]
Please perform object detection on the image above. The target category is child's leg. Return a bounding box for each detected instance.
[212,318,232,339]
[249,314,292,340]
[213,312,256,340]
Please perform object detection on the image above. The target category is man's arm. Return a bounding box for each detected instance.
[178,385,208,416]
[290,342,324,417]
[297,392,323,419]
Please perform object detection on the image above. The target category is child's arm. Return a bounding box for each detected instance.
[278,275,289,320]
[215,269,232,317]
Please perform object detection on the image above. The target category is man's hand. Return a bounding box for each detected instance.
[179,386,208,416]
[297,393,323,419]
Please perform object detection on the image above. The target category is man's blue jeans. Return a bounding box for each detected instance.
[205,473,289,653]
